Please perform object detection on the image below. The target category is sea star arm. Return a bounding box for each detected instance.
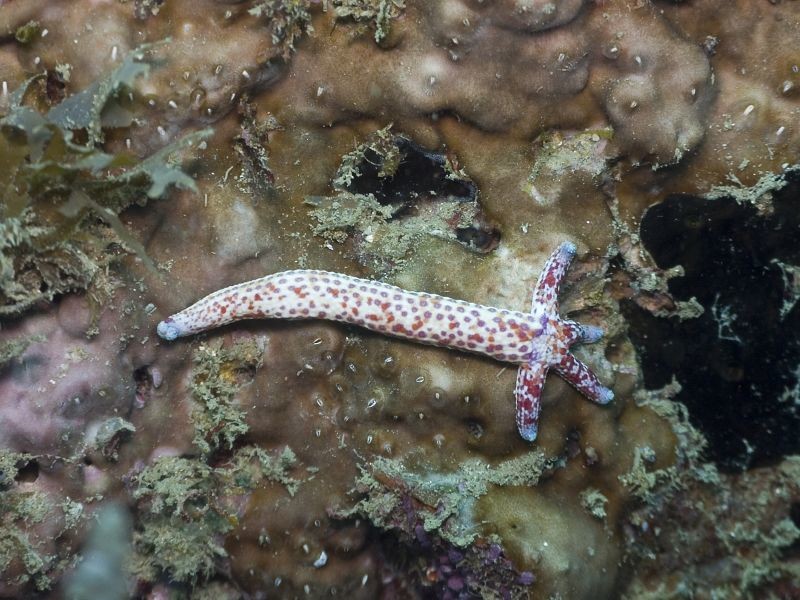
[531,241,577,313]
[553,353,614,405]
[514,361,547,442]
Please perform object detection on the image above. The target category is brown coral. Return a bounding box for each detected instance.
[1,0,799,598]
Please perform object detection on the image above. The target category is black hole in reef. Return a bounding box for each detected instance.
[465,418,484,439]
[790,502,800,529]
[133,365,151,397]
[15,457,40,483]
[133,366,149,383]
[347,137,476,206]
[623,170,800,472]
[455,226,500,253]
[342,136,501,253]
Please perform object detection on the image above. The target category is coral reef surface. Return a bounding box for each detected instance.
[0,1,799,598]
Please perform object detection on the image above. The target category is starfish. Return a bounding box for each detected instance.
[157,242,613,441]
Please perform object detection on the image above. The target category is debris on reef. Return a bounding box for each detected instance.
[233,98,279,197]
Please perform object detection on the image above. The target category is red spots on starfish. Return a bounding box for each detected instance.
[159,242,611,444]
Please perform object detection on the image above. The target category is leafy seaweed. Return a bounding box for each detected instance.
[0,41,210,317]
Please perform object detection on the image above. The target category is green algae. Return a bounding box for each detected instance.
[706,166,799,209]
[227,445,301,496]
[618,445,663,500]
[14,20,40,44]
[131,456,237,582]
[248,0,314,58]
[333,0,406,43]
[343,451,549,547]
[131,447,301,583]
[0,453,88,591]
[623,456,800,599]
[0,334,45,367]
[579,488,609,521]
[189,339,264,454]
[132,457,215,516]
[0,41,210,318]
[332,124,400,189]
[618,381,707,500]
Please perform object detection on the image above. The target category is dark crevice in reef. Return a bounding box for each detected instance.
[345,136,500,254]
[622,170,800,472]
[347,137,477,207]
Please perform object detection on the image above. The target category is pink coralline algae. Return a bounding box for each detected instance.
[158,242,613,441]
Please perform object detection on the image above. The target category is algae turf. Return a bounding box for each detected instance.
[130,448,302,584]
[0,452,87,592]
[130,338,301,585]
[332,0,406,43]
[189,338,265,455]
[334,452,548,597]
[248,0,315,58]
[340,451,550,548]
[307,127,498,275]
[0,40,211,318]
[0,333,45,367]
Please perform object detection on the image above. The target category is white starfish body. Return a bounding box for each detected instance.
[157,242,613,441]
